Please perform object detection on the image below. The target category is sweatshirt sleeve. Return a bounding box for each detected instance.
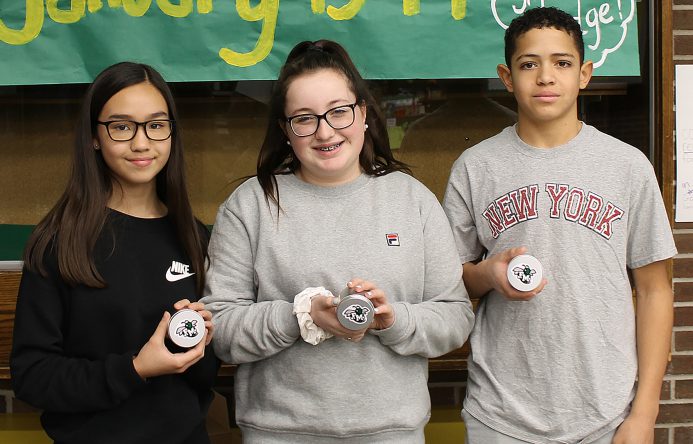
[201,192,301,365]
[442,155,486,263]
[370,198,475,358]
[180,223,221,390]
[10,263,147,412]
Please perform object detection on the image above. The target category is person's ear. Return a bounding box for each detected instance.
[359,101,367,125]
[92,137,101,151]
[579,60,594,90]
[279,120,293,146]
[497,64,514,93]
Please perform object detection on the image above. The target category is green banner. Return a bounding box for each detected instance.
[0,1,639,85]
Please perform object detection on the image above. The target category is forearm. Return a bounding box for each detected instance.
[12,351,145,412]
[11,269,146,411]
[631,261,674,421]
[203,255,302,363]
[371,281,474,358]
[208,299,300,364]
[462,260,493,299]
[632,290,672,419]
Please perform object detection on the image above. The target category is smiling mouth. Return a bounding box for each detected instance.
[317,142,342,152]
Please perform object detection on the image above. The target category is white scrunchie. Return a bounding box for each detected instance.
[293,287,334,345]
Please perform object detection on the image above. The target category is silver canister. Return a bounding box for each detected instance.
[336,291,375,330]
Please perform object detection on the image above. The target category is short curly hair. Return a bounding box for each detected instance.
[504,7,584,68]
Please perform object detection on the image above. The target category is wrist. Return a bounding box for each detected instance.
[293,287,333,345]
[476,259,496,294]
[132,355,148,381]
[629,398,660,423]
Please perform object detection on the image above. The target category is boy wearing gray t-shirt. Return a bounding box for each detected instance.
[443,7,676,444]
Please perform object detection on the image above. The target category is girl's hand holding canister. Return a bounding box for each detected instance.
[173,298,214,345]
[132,311,208,380]
[309,279,395,339]
[346,279,395,331]
[310,293,369,342]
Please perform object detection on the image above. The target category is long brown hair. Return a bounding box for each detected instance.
[257,40,410,207]
[24,62,208,296]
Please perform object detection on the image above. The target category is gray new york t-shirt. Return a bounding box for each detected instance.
[443,124,677,443]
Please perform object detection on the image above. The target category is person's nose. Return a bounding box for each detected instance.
[314,116,335,140]
[130,123,150,151]
[537,65,556,85]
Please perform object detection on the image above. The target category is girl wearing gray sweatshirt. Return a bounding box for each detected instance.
[201,40,474,443]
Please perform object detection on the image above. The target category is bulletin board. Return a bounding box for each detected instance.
[1,1,640,85]
[676,65,693,222]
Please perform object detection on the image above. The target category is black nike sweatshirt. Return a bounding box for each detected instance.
[11,210,219,444]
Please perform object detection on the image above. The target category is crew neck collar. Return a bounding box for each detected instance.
[107,208,170,232]
[278,172,372,198]
[510,123,592,159]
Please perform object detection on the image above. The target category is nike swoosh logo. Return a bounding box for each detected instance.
[166,268,195,282]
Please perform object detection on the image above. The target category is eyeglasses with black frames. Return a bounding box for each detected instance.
[97,119,174,142]
[286,103,358,137]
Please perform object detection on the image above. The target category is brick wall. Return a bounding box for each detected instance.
[663,2,693,442]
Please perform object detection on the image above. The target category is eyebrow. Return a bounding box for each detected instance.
[289,99,354,115]
[105,111,169,120]
[515,53,576,62]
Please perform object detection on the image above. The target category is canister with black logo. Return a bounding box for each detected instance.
[507,254,543,292]
[167,308,205,348]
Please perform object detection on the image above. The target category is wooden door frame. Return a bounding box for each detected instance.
[656,0,674,223]
[655,1,674,280]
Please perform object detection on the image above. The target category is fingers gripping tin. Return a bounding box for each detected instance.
[168,308,205,348]
[507,254,543,292]
[336,293,375,330]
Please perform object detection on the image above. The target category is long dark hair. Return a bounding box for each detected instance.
[24,62,208,296]
[257,39,410,207]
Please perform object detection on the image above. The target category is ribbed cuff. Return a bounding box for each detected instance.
[369,303,410,345]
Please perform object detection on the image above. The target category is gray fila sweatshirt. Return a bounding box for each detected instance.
[202,172,474,443]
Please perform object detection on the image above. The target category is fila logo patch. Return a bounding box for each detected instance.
[166,260,195,282]
[386,233,400,246]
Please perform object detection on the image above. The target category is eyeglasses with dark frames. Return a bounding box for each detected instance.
[97,119,174,142]
[286,103,358,137]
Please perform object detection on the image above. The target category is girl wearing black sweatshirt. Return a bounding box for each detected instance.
[10,62,218,444]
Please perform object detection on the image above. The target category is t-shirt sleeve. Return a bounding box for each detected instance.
[626,156,677,269]
[443,155,486,263]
